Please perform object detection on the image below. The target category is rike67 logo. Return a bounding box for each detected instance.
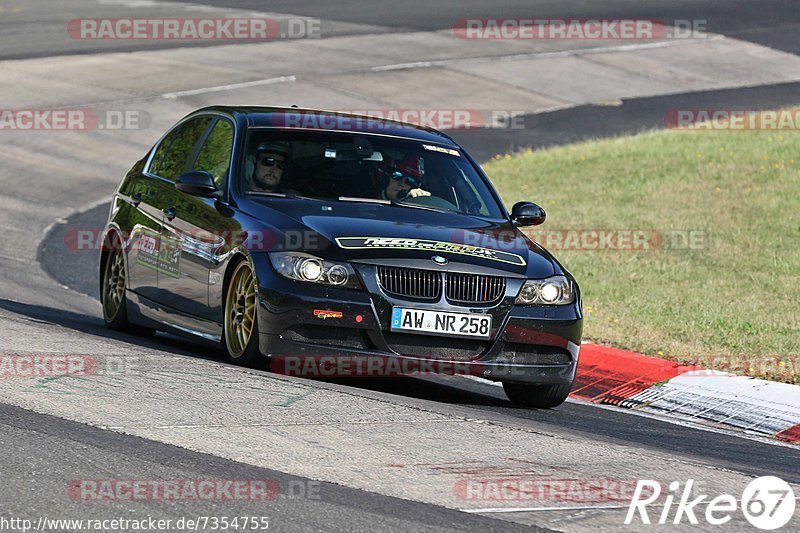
[626,477,796,529]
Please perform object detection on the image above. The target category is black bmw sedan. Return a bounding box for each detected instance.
[100,106,582,408]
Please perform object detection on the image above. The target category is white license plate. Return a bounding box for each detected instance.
[390,307,492,339]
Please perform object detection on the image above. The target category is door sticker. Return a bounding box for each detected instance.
[136,227,181,278]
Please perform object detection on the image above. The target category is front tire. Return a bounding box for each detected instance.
[223,260,263,367]
[101,245,154,336]
[502,382,572,409]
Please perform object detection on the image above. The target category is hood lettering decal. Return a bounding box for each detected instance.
[335,237,526,266]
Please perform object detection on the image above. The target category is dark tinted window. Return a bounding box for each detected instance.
[149,117,212,181]
[242,130,504,219]
[193,119,234,188]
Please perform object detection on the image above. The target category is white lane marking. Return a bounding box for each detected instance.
[461,504,627,513]
[101,418,459,430]
[161,75,297,99]
[373,61,435,72]
[98,0,322,20]
[372,36,726,71]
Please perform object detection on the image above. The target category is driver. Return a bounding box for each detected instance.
[377,155,431,201]
[249,142,291,192]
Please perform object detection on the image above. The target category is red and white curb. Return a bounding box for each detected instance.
[572,344,800,444]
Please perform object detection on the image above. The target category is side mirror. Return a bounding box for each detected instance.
[511,201,546,226]
[175,171,220,198]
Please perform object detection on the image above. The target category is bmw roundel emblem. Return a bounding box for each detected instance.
[431,255,448,265]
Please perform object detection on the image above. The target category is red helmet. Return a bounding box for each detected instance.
[377,154,424,187]
[394,155,424,179]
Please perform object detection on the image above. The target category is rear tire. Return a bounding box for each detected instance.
[223,260,264,368]
[502,382,572,409]
[101,245,155,337]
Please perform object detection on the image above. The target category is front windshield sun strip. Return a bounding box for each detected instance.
[245,126,459,146]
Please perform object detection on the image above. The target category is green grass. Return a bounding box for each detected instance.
[484,127,800,383]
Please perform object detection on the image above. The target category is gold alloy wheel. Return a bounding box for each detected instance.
[102,248,126,322]
[225,262,257,358]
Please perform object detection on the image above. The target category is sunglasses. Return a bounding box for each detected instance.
[258,156,286,169]
[390,171,422,188]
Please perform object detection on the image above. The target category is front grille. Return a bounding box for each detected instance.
[377,266,441,300]
[446,272,506,303]
[377,266,506,304]
[383,332,489,360]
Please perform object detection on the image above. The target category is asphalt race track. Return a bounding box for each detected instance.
[3,0,799,58]
[32,205,800,481]
[2,1,800,531]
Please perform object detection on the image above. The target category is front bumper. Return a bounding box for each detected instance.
[252,258,582,385]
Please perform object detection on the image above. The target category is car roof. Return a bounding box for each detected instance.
[195,105,461,147]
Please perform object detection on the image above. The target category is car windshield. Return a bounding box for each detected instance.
[240,130,505,219]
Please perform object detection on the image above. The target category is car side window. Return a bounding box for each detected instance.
[459,168,491,215]
[149,117,212,181]
[193,119,234,188]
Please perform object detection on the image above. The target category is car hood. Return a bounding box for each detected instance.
[241,197,557,277]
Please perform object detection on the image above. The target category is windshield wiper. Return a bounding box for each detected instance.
[390,199,451,213]
[337,196,390,204]
[248,191,314,200]
[248,191,292,198]
[337,196,447,213]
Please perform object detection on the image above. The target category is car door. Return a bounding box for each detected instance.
[158,116,236,321]
[121,167,164,303]
[133,116,213,311]
[124,119,206,303]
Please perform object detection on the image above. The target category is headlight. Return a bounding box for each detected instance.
[515,276,574,305]
[297,258,323,282]
[270,252,361,289]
